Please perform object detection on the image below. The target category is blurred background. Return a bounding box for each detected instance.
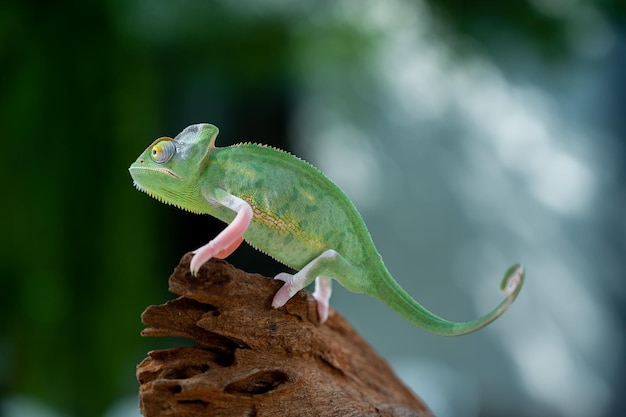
[1,1,625,416]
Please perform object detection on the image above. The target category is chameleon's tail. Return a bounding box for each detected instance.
[372,264,524,336]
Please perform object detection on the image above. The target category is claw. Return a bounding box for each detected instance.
[189,250,209,276]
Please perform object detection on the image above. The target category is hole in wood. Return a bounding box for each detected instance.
[162,363,211,380]
[224,370,290,396]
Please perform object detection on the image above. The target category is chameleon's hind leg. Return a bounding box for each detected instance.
[313,277,332,323]
[272,250,363,322]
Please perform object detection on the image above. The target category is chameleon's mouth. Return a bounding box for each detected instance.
[129,165,182,180]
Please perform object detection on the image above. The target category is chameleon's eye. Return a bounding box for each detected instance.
[150,139,176,164]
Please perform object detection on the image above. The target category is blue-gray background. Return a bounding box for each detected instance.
[1,1,625,416]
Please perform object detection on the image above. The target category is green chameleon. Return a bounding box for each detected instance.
[129,124,524,336]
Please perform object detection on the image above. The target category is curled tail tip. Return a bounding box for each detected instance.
[446,263,524,336]
[500,263,525,297]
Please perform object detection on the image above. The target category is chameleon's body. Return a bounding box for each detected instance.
[129,124,523,336]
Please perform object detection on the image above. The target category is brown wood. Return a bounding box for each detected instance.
[136,253,434,417]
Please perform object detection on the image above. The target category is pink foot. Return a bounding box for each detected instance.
[313,277,331,323]
[272,272,298,308]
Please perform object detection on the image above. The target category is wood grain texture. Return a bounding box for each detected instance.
[136,253,434,417]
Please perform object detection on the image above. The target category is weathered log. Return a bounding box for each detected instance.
[136,253,433,417]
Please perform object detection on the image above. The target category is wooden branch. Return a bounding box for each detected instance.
[136,253,433,417]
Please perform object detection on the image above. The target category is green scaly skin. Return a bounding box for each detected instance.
[129,124,524,336]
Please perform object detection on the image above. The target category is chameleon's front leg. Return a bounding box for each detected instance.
[272,250,362,323]
[190,191,252,275]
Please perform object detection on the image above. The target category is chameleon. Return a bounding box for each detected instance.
[129,123,524,336]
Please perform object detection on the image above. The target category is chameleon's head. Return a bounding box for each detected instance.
[129,123,219,212]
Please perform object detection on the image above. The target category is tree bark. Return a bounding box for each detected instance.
[136,253,434,417]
